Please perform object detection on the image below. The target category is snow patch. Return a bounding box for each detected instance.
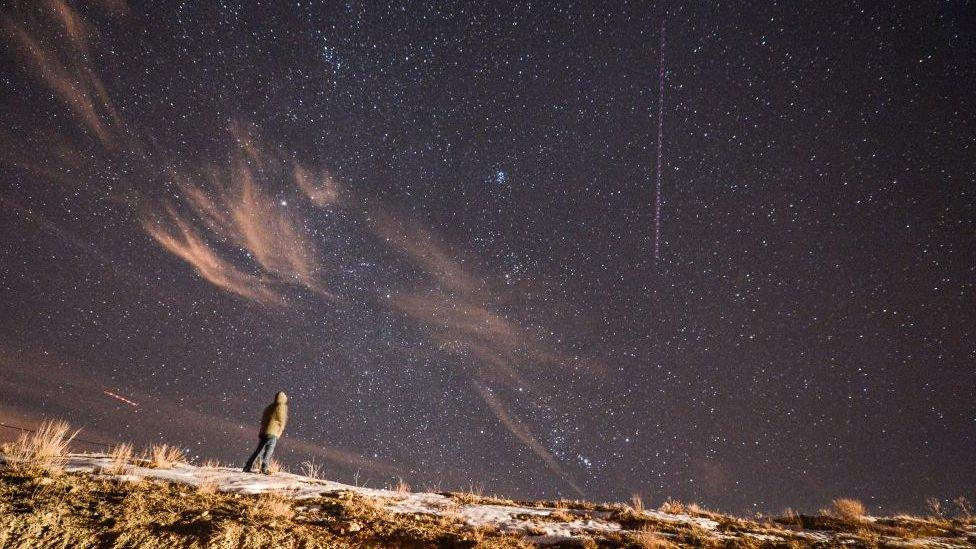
[16,454,965,548]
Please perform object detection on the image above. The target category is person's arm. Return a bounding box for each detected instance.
[276,404,288,433]
[261,405,273,433]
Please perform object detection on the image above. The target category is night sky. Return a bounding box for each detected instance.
[1,1,974,515]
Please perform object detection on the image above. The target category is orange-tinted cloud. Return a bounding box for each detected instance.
[1,0,126,146]
[3,0,582,491]
[293,164,340,208]
[143,126,337,305]
[142,203,286,306]
[473,382,583,497]
[371,208,584,495]
[372,209,549,390]
[394,293,519,350]
[371,210,482,294]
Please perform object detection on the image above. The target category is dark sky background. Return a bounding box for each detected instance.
[1,0,974,515]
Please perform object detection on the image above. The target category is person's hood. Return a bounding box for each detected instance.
[275,391,287,404]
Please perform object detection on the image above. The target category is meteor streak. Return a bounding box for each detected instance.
[103,390,138,407]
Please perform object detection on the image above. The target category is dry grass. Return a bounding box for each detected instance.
[640,523,736,549]
[266,459,285,475]
[195,475,220,494]
[202,458,225,469]
[446,490,510,506]
[3,461,970,549]
[780,507,803,528]
[4,424,970,549]
[104,443,133,475]
[827,498,867,521]
[549,509,575,522]
[658,498,685,514]
[245,491,295,523]
[321,490,529,547]
[513,509,581,524]
[925,496,944,519]
[143,443,184,469]
[630,526,679,548]
[467,481,485,497]
[300,460,325,480]
[0,470,531,548]
[771,503,976,544]
[609,504,707,539]
[631,492,645,513]
[953,496,972,520]
[391,476,410,494]
[3,420,79,476]
[463,524,497,544]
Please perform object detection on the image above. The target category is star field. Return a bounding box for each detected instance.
[0,1,973,514]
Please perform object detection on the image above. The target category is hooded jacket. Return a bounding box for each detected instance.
[259,392,288,437]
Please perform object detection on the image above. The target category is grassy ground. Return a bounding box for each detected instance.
[0,469,529,548]
[3,467,975,548]
[1,420,974,548]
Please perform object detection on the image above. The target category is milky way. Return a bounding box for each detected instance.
[1,1,973,514]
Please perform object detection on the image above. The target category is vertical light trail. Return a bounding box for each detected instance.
[653,18,666,261]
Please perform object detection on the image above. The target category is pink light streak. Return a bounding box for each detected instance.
[103,390,139,407]
[654,18,666,261]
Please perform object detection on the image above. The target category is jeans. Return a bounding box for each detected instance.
[243,434,278,473]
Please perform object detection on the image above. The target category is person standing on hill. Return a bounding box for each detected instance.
[243,391,288,474]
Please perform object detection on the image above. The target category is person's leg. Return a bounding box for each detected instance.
[259,435,278,473]
[243,435,268,472]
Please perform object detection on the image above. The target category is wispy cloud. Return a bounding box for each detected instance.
[143,125,338,305]
[3,1,585,494]
[142,203,286,306]
[371,208,583,495]
[1,0,126,147]
[394,294,519,351]
[473,381,584,497]
[3,3,334,307]
[371,210,482,294]
[293,164,340,208]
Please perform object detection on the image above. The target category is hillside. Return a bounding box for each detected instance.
[1,424,974,548]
